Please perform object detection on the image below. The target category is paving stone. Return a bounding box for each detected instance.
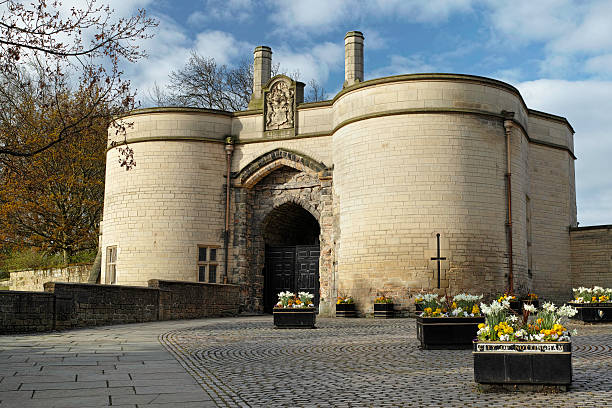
[0,317,610,407]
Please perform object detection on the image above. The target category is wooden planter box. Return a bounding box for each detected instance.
[416,316,484,349]
[374,303,394,319]
[273,308,316,329]
[473,341,572,386]
[335,303,356,318]
[567,302,612,322]
[509,299,540,314]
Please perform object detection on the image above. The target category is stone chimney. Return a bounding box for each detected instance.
[248,46,272,109]
[344,31,364,87]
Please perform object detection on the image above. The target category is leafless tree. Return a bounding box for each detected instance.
[0,0,157,167]
[158,51,327,110]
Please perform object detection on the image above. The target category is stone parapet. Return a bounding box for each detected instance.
[0,280,240,334]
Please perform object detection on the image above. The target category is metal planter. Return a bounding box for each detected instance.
[273,308,316,328]
[335,303,356,318]
[416,316,484,349]
[374,303,394,319]
[473,341,572,386]
[567,302,612,322]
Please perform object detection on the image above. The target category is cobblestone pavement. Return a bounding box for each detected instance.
[160,317,612,408]
[0,317,610,408]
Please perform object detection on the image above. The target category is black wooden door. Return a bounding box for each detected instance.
[264,245,319,313]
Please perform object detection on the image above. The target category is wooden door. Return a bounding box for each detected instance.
[265,245,319,312]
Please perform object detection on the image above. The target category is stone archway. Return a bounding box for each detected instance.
[262,202,321,313]
[231,150,334,315]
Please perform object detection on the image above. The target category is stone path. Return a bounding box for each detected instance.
[1,317,611,407]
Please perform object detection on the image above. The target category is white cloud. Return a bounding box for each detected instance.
[274,42,343,86]
[267,0,349,33]
[369,55,435,79]
[188,0,255,25]
[585,54,612,76]
[367,0,475,23]
[516,79,612,226]
[267,0,476,36]
[193,31,253,65]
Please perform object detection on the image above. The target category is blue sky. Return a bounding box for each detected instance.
[104,0,611,226]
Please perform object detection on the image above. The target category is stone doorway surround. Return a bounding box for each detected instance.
[232,149,334,315]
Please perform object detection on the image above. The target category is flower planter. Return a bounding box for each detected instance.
[335,303,356,318]
[273,308,316,329]
[473,341,572,386]
[567,302,612,322]
[416,316,484,349]
[509,299,540,314]
[374,303,394,319]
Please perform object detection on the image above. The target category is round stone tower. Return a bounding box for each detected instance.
[101,108,231,285]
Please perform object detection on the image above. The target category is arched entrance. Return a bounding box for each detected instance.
[263,202,321,313]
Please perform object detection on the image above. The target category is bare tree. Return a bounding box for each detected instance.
[305,78,326,103]
[0,0,156,167]
[160,51,327,110]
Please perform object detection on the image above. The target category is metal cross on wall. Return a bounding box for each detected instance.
[431,233,446,289]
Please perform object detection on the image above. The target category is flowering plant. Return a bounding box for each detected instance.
[572,286,612,303]
[524,293,538,301]
[497,293,516,302]
[477,300,577,342]
[419,293,482,317]
[336,295,354,304]
[374,295,393,304]
[275,291,314,308]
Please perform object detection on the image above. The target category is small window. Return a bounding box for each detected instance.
[197,246,219,283]
[106,246,117,284]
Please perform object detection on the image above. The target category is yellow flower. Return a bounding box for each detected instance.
[472,305,480,314]
[424,307,432,314]
[452,302,457,309]
[478,323,485,329]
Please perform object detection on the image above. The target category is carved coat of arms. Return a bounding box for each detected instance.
[265,80,294,130]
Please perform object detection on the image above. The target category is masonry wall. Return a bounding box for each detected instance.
[570,226,612,290]
[0,291,56,333]
[103,110,231,286]
[149,279,240,319]
[0,280,240,334]
[528,146,576,302]
[332,112,515,313]
[9,264,91,292]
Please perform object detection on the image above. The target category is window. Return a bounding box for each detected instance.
[197,246,219,283]
[106,246,117,284]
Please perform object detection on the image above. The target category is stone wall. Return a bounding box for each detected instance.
[103,110,231,286]
[9,264,91,292]
[149,279,239,319]
[570,225,612,290]
[0,291,56,333]
[0,280,240,334]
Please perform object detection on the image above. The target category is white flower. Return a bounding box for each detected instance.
[523,303,537,313]
[557,304,578,318]
[543,302,556,312]
[508,314,518,323]
[452,307,463,316]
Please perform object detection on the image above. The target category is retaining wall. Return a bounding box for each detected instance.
[0,280,240,334]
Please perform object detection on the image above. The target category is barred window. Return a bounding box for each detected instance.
[197,246,219,283]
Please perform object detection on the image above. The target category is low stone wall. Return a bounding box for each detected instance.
[44,282,161,330]
[9,264,91,291]
[570,225,612,288]
[0,280,240,334]
[0,291,56,333]
[149,280,239,320]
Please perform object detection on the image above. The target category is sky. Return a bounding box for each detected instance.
[101,0,611,226]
